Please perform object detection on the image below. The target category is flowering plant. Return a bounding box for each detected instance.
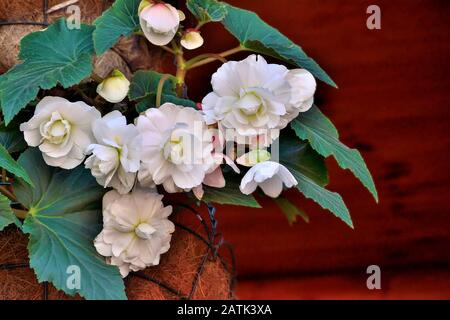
[0,0,377,300]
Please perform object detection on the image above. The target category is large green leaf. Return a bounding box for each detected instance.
[93,0,141,55]
[278,134,352,228]
[202,181,261,208]
[0,124,27,153]
[291,106,378,202]
[0,19,95,124]
[221,3,336,87]
[296,172,353,228]
[187,0,227,23]
[14,149,126,300]
[0,143,33,186]
[0,194,20,231]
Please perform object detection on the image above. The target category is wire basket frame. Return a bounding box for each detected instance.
[0,191,236,300]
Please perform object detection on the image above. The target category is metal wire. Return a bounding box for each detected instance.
[0,202,236,300]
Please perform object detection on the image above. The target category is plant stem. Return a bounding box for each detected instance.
[185,53,228,70]
[175,51,186,97]
[73,87,96,106]
[195,21,207,30]
[186,46,247,70]
[161,45,176,55]
[156,74,171,107]
[0,185,17,202]
[12,209,28,220]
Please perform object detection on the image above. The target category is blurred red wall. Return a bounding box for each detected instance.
[182,0,450,299]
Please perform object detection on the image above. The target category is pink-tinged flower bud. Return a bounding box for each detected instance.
[181,29,204,50]
[139,1,180,46]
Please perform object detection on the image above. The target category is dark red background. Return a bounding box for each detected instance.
[183,0,450,299]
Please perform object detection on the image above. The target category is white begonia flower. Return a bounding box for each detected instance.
[94,189,175,278]
[202,55,316,145]
[136,103,215,193]
[96,69,130,103]
[85,111,141,194]
[19,96,100,169]
[139,1,181,46]
[240,161,298,198]
[181,30,204,50]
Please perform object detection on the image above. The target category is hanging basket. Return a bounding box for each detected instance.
[0,203,235,300]
[0,0,235,300]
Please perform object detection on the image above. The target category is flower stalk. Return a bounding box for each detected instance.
[0,185,16,202]
[185,53,227,70]
[156,74,171,107]
[175,50,187,97]
[12,208,28,220]
[187,46,247,69]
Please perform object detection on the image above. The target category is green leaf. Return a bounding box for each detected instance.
[291,106,378,202]
[14,149,126,300]
[0,194,20,231]
[296,173,353,228]
[278,134,352,228]
[0,143,33,186]
[93,0,141,55]
[187,0,227,23]
[0,19,95,124]
[221,3,336,87]
[278,132,328,186]
[128,70,176,101]
[274,197,309,225]
[202,181,261,208]
[0,124,27,153]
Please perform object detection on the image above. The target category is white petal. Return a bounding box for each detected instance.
[278,164,298,188]
[203,167,225,188]
[140,3,179,33]
[22,129,41,146]
[259,177,284,198]
[239,178,258,195]
[35,96,70,114]
[286,69,316,107]
[192,185,204,200]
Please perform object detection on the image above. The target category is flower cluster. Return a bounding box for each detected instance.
[19,55,315,276]
[202,54,316,198]
[18,1,316,278]
[0,0,379,300]
[20,97,213,276]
